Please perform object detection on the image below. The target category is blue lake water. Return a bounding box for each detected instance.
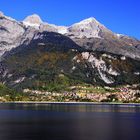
[0,103,140,140]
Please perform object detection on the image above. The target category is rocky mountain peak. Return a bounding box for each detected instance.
[67,17,105,38]
[76,17,100,25]
[0,12,26,58]
[23,14,43,28]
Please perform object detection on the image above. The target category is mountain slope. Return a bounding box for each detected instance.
[0,12,25,58]
[0,12,140,89]
[1,31,140,89]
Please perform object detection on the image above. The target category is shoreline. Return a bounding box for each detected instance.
[1,101,140,105]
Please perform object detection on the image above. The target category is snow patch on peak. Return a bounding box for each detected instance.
[39,22,68,34]
[57,26,68,34]
[116,33,124,38]
[23,21,40,29]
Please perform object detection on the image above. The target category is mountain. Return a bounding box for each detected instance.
[0,12,140,89]
[23,14,43,29]
[0,12,25,58]
[66,18,140,60]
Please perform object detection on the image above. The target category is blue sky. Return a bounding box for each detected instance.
[0,0,140,39]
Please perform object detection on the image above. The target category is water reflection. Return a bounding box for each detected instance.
[0,103,140,140]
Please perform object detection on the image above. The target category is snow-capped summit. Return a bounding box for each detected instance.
[23,14,43,28]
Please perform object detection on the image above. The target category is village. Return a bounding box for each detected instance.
[22,84,140,103]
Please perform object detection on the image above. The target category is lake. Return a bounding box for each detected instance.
[0,103,140,140]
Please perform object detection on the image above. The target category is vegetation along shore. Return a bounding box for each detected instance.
[0,83,140,103]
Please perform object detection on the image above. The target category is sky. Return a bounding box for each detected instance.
[0,0,140,39]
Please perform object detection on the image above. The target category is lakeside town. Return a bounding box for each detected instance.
[23,85,140,103]
[1,83,140,103]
